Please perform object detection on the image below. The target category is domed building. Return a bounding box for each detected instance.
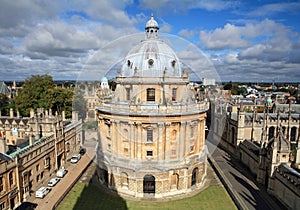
[96,15,209,199]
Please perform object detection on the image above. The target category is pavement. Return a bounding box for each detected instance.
[26,131,97,210]
[207,139,287,210]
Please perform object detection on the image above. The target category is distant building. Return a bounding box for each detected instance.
[96,15,209,199]
[75,81,100,121]
[202,78,215,86]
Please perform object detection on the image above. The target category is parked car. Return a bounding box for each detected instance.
[71,154,81,163]
[35,187,50,198]
[79,148,86,155]
[56,167,67,178]
[48,177,60,187]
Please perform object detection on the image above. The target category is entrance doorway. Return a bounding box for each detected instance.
[143,175,155,194]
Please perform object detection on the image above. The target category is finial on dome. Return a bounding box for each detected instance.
[145,14,159,39]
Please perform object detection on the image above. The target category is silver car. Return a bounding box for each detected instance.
[48,177,60,187]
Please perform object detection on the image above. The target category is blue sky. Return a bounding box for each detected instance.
[0,0,299,82]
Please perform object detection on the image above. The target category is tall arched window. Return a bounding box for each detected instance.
[121,172,129,189]
[171,173,179,189]
[291,127,297,141]
[143,174,155,194]
[268,126,275,140]
[191,168,198,186]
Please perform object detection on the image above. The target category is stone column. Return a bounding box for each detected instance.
[136,122,142,159]
[179,122,186,159]
[157,123,163,160]
[129,122,134,159]
[164,122,171,160]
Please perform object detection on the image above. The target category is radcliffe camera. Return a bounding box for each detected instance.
[0,1,299,210]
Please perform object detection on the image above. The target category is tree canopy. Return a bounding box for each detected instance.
[14,74,75,117]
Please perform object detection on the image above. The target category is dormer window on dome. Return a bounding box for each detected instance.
[145,14,159,39]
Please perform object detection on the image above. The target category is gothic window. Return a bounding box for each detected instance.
[291,127,297,141]
[147,129,153,142]
[147,88,155,101]
[126,88,131,101]
[268,126,275,140]
[172,88,177,101]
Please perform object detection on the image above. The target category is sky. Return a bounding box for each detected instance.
[0,0,300,82]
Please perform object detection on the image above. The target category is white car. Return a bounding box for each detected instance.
[35,187,50,198]
[56,168,67,178]
[70,154,81,163]
[48,177,60,187]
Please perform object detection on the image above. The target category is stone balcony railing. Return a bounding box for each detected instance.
[96,101,209,116]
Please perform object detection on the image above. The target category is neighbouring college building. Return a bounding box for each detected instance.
[96,15,209,199]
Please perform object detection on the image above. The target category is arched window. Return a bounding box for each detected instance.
[291,127,297,141]
[171,173,179,190]
[121,172,129,189]
[143,174,155,194]
[191,168,198,186]
[268,126,275,140]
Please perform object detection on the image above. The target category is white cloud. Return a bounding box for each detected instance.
[178,29,197,39]
[246,2,300,17]
[138,0,238,13]
[83,0,137,27]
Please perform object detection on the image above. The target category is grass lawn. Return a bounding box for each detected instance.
[57,182,237,210]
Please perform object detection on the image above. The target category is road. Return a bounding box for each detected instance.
[207,140,286,210]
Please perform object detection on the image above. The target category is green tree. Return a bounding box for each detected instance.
[72,88,87,120]
[48,88,74,118]
[14,75,55,116]
[14,74,75,118]
[0,94,9,116]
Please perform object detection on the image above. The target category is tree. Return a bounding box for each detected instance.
[48,88,74,118]
[72,88,87,120]
[14,75,55,116]
[14,75,74,118]
[0,94,9,116]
